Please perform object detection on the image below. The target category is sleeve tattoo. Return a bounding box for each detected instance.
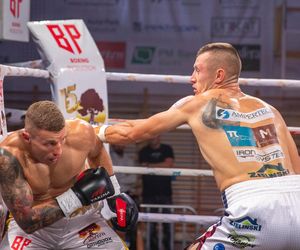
[0,148,64,233]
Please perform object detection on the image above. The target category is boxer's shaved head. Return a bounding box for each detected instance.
[25,100,65,132]
[197,42,242,81]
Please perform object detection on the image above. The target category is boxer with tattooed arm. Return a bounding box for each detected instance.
[0,100,138,249]
[98,43,300,250]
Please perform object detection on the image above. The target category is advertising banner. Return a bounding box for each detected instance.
[27,20,108,125]
[0,0,30,42]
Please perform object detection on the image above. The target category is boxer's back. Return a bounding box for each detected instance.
[188,89,295,191]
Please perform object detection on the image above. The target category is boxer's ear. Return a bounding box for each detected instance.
[215,68,225,83]
[22,130,31,143]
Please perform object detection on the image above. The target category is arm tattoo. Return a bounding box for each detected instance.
[0,148,64,233]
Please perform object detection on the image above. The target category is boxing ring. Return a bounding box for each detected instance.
[1,62,300,249]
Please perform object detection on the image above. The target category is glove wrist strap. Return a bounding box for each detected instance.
[110,175,121,196]
[98,125,111,143]
[56,189,82,217]
[101,199,116,220]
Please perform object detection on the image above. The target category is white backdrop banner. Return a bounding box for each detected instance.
[56,0,273,77]
[0,0,30,42]
[27,19,108,125]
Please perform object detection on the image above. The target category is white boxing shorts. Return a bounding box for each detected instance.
[186,175,300,250]
[0,203,128,250]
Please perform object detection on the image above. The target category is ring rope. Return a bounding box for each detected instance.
[0,64,49,78]
[113,165,213,176]
[138,212,219,225]
[3,62,300,87]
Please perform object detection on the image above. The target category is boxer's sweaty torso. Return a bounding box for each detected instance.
[183,89,296,191]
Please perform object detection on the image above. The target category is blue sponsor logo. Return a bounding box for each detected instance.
[213,243,225,250]
[217,109,230,119]
[230,216,262,231]
[222,125,256,147]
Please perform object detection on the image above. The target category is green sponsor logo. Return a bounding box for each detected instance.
[228,230,256,249]
[132,47,155,64]
[248,163,289,178]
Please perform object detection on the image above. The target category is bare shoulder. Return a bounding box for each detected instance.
[171,95,195,109]
[65,119,96,147]
[0,131,25,164]
[0,145,23,177]
[66,119,94,134]
[0,130,23,147]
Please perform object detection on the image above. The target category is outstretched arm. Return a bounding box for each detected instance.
[100,95,197,145]
[100,105,189,145]
[0,149,64,234]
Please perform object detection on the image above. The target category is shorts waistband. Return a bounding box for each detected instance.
[222,175,300,208]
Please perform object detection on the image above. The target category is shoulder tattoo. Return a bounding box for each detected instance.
[202,96,239,129]
[0,148,23,183]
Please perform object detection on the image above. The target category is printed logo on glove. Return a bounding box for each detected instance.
[101,193,139,232]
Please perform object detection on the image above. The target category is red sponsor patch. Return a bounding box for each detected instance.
[47,24,82,54]
[96,41,126,69]
[116,198,127,227]
[78,223,100,238]
[11,236,31,250]
[252,124,278,147]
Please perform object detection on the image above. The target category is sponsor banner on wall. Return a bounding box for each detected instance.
[27,20,108,125]
[0,0,30,42]
[96,41,126,70]
[124,0,273,77]
[0,0,275,79]
[127,40,197,75]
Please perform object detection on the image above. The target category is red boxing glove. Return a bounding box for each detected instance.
[101,193,139,232]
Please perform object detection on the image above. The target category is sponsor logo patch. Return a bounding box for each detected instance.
[229,216,262,231]
[96,41,126,69]
[131,46,155,64]
[213,243,225,250]
[222,125,256,147]
[228,230,256,249]
[248,163,289,178]
[78,223,113,248]
[216,107,274,123]
[252,124,278,147]
[234,145,284,163]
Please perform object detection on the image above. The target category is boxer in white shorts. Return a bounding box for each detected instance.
[97,43,300,249]
[1,203,129,249]
[0,101,138,249]
[187,175,300,249]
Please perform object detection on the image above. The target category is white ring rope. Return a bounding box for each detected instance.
[0,64,49,78]
[138,212,219,225]
[113,165,213,176]
[3,61,300,88]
